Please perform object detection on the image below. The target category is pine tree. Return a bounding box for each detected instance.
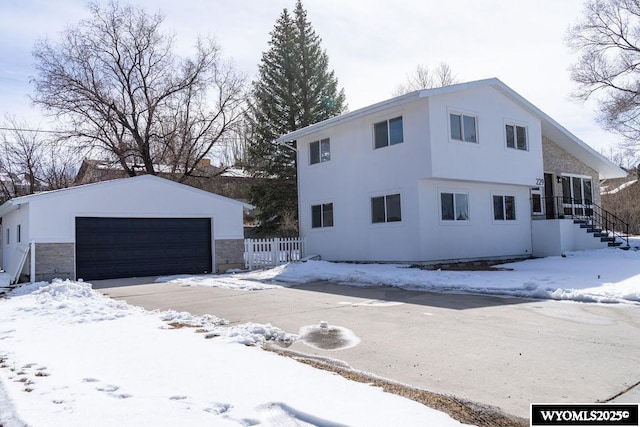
[247,0,346,234]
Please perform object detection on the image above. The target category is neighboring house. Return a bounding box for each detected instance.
[0,175,251,283]
[277,78,627,263]
[74,159,256,203]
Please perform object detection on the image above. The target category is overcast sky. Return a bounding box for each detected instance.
[0,0,622,154]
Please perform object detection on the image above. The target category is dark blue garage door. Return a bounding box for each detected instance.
[75,217,212,280]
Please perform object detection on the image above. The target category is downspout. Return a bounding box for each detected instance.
[30,240,35,283]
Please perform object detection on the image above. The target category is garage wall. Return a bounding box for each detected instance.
[27,176,246,243]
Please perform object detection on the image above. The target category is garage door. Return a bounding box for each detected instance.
[75,217,212,280]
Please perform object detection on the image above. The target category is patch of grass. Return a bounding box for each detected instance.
[167,322,200,329]
[35,371,50,377]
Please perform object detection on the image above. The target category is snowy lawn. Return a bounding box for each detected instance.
[0,280,467,426]
[159,247,640,304]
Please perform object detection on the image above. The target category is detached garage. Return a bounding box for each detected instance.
[0,175,251,283]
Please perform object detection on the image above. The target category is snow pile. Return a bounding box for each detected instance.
[214,248,640,304]
[0,279,463,426]
[156,274,281,290]
[158,310,296,346]
[205,322,296,346]
[9,279,138,323]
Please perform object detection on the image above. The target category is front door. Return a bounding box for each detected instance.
[544,173,555,219]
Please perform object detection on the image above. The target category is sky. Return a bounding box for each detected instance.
[0,0,623,155]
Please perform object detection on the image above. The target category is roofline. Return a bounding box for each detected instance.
[276,77,625,179]
[0,175,254,217]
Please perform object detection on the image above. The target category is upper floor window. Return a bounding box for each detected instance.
[374,117,403,149]
[493,195,516,221]
[450,113,477,143]
[310,138,330,164]
[311,203,334,228]
[371,194,402,223]
[441,192,469,221]
[505,124,527,151]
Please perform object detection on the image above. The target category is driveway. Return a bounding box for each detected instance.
[94,279,640,419]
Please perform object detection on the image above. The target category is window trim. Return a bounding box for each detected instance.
[492,194,517,222]
[309,138,331,165]
[373,116,404,149]
[504,121,529,151]
[439,190,471,223]
[448,109,479,144]
[311,202,334,229]
[370,193,402,224]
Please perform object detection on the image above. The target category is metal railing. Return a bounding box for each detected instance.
[532,196,629,247]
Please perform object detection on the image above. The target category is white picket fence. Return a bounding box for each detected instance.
[244,237,305,269]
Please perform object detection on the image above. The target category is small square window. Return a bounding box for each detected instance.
[505,124,527,151]
[450,113,477,143]
[371,194,402,223]
[310,138,330,164]
[493,195,516,221]
[374,117,403,149]
[311,203,333,228]
[441,192,469,221]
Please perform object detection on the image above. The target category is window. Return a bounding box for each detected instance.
[17,224,21,243]
[310,138,330,164]
[5,228,9,245]
[311,203,334,228]
[450,113,477,143]
[561,175,593,216]
[441,192,469,221]
[505,124,527,150]
[374,117,403,149]
[493,195,516,221]
[371,194,402,223]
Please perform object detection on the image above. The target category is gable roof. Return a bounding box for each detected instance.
[0,175,253,218]
[277,78,626,180]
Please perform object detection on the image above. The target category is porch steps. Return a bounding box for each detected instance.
[573,219,626,248]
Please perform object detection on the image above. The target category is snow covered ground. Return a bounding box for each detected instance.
[3,246,639,426]
[0,280,466,426]
[160,247,640,305]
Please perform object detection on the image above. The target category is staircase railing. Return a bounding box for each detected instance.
[533,196,629,248]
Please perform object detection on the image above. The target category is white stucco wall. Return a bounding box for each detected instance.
[418,180,533,261]
[1,204,30,279]
[26,176,245,244]
[428,86,543,186]
[296,85,542,262]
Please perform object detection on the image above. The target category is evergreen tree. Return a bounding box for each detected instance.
[247,0,346,233]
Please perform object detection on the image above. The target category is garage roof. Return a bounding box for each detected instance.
[0,175,254,217]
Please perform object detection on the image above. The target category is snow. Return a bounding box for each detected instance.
[160,247,640,304]
[602,179,637,194]
[4,247,640,425]
[0,280,466,426]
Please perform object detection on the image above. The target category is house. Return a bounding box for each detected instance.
[0,175,251,283]
[276,78,627,263]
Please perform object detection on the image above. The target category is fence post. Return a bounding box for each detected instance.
[246,239,253,270]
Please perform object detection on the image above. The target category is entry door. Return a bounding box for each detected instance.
[543,173,555,219]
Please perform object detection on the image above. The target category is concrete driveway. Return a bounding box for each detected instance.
[94,278,640,419]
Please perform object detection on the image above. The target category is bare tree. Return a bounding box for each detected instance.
[567,0,640,147]
[393,63,459,96]
[0,117,78,202]
[32,1,246,182]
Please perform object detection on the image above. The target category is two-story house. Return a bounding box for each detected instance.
[276,78,627,263]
